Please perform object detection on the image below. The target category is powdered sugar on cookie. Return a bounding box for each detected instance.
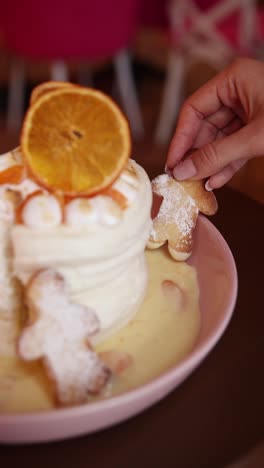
[18,269,111,405]
[151,175,197,240]
[147,174,217,261]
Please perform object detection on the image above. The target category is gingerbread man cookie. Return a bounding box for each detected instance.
[18,269,111,406]
[147,174,218,261]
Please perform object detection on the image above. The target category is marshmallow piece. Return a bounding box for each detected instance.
[65,195,122,227]
[21,192,62,229]
[65,198,98,226]
[93,196,123,225]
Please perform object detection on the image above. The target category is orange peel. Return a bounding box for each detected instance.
[30,80,77,105]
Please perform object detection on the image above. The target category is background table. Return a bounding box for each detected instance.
[1,187,264,468]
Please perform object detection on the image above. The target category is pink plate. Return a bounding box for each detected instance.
[0,216,237,444]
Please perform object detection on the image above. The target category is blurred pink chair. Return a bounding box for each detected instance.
[139,0,168,29]
[155,0,264,144]
[2,0,144,137]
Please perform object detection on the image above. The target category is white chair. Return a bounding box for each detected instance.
[155,0,262,144]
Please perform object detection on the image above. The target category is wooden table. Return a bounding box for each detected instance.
[1,187,264,468]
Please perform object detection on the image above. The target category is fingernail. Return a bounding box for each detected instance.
[164,164,172,175]
[173,160,197,181]
[205,180,213,191]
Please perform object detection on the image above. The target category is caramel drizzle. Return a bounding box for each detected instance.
[16,190,43,224]
[102,187,128,209]
[16,190,65,225]
[0,165,26,185]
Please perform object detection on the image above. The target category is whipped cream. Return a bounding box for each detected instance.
[65,196,123,227]
[21,193,63,229]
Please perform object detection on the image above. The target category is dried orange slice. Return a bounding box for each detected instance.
[30,81,77,105]
[21,87,131,196]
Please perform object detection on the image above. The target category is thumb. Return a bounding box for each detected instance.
[172,123,258,181]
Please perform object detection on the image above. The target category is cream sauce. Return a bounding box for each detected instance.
[0,247,201,412]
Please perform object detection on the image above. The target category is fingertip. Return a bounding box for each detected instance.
[205,180,213,191]
[164,163,172,175]
[173,159,197,181]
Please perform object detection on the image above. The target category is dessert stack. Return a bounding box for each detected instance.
[0,83,152,405]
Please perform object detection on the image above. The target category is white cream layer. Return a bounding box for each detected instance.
[11,161,152,342]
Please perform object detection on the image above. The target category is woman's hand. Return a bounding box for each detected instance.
[166,58,264,190]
